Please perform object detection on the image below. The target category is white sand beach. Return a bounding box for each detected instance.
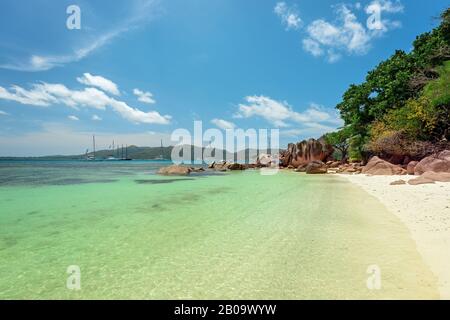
[342,174,450,299]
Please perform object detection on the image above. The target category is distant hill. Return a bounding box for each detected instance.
[0,145,277,162]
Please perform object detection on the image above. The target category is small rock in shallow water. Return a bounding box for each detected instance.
[157,165,192,176]
[390,180,406,185]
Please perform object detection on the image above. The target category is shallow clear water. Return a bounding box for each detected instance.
[0,161,439,299]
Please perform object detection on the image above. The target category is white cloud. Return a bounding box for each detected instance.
[0,0,160,72]
[211,118,236,130]
[0,29,125,72]
[0,85,56,107]
[302,2,403,62]
[280,124,336,139]
[326,49,342,63]
[274,2,302,31]
[133,88,156,104]
[68,115,79,121]
[92,114,102,121]
[0,110,9,116]
[234,96,343,129]
[302,38,324,57]
[77,73,120,96]
[307,6,371,55]
[0,77,172,125]
[368,0,404,13]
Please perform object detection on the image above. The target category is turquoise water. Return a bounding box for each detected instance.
[0,161,438,299]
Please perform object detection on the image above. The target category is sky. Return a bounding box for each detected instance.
[0,0,448,156]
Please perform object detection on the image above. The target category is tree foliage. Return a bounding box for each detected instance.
[323,126,352,161]
[330,8,450,161]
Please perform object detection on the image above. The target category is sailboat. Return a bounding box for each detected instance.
[123,144,132,161]
[106,140,118,161]
[154,140,164,160]
[86,135,96,161]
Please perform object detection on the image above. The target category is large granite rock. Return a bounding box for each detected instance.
[280,138,333,168]
[362,156,407,175]
[414,150,450,175]
[305,160,328,174]
[157,165,192,176]
[408,177,435,185]
[421,171,450,182]
[256,154,274,167]
[407,161,419,175]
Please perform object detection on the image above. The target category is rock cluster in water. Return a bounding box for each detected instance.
[156,138,450,185]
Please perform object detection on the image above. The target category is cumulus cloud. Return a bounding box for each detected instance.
[274,2,302,30]
[211,118,236,130]
[0,76,171,125]
[133,88,156,104]
[0,110,9,116]
[234,96,343,129]
[77,73,120,96]
[302,1,403,62]
[92,114,102,121]
[302,38,324,57]
[68,115,79,121]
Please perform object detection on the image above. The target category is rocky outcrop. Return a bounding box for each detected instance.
[294,164,308,172]
[335,162,363,174]
[208,161,254,171]
[208,161,228,171]
[306,160,328,174]
[408,177,435,185]
[228,163,245,171]
[414,150,450,175]
[407,161,419,175]
[157,165,192,175]
[362,156,407,175]
[242,163,257,170]
[327,161,341,168]
[406,170,450,185]
[421,171,450,182]
[280,138,333,168]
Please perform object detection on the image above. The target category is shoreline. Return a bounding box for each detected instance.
[340,174,450,299]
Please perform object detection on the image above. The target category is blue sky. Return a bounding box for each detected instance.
[0,0,448,156]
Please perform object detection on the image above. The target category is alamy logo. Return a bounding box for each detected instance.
[66,265,81,290]
[366,5,382,30]
[66,5,81,30]
[170,121,280,175]
[366,264,382,290]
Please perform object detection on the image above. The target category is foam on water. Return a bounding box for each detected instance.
[0,161,439,299]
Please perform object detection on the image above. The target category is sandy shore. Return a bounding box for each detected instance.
[341,174,450,299]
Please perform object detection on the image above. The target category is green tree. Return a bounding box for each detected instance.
[323,127,352,161]
[331,8,450,158]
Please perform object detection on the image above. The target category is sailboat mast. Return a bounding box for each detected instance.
[93,135,96,160]
[160,139,163,159]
